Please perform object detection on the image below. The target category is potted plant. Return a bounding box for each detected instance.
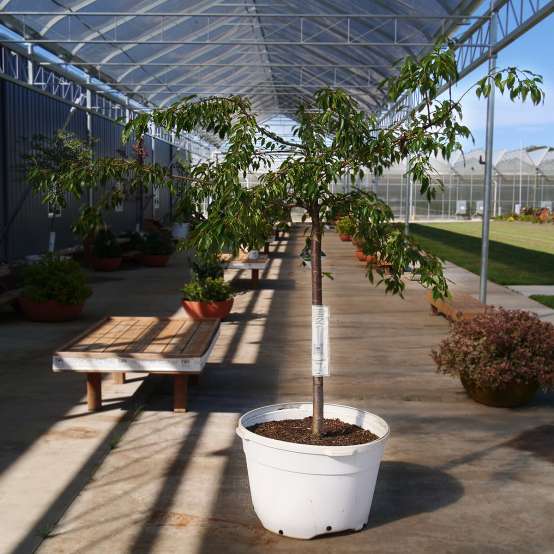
[335,215,356,242]
[123,42,542,539]
[91,228,123,271]
[181,277,234,320]
[433,308,554,408]
[18,254,92,322]
[140,230,175,267]
[172,198,194,240]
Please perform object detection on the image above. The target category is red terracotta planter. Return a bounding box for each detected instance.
[92,256,122,272]
[141,254,171,267]
[339,234,352,242]
[19,297,85,322]
[355,250,367,262]
[182,298,234,320]
[366,255,378,264]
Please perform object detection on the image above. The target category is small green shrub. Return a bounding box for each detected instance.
[181,277,233,302]
[335,215,356,236]
[142,231,174,256]
[126,231,145,251]
[23,254,92,305]
[92,229,122,258]
[433,307,554,390]
[191,254,224,280]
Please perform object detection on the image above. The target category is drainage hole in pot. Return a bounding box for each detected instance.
[278,530,283,535]
[326,526,332,532]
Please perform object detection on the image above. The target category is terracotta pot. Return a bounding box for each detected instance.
[92,256,122,272]
[182,298,234,320]
[339,234,352,242]
[141,254,170,267]
[460,374,538,408]
[366,255,378,264]
[19,297,85,322]
[355,250,367,262]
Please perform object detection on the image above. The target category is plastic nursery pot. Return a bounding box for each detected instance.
[460,374,538,408]
[339,234,352,242]
[236,402,389,540]
[141,254,171,267]
[182,298,234,320]
[91,256,122,272]
[18,297,85,322]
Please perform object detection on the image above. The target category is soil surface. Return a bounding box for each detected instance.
[248,417,378,446]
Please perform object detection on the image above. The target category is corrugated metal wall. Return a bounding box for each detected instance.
[1,79,87,261]
[0,78,180,262]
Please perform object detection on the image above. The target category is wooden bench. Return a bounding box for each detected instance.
[426,290,486,321]
[221,254,269,286]
[53,316,220,412]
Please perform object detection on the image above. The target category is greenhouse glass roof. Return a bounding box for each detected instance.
[0,0,483,119]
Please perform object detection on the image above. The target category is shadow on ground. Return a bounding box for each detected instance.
[367,461,464,529]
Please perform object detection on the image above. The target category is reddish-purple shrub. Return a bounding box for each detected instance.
[432,307,554,390]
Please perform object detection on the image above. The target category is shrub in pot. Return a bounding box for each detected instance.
[172,194,195,240]
[335,215,356,241]
[432,308,554,407]
[91,229,122,271]
[181,277,234,320]
[19,254,92,322]
[141,230,175,267]
[123,44,542,539]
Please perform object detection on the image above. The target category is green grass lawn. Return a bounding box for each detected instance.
[530,295,554,309]
[411,221,554,285]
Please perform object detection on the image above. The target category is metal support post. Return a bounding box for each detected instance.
[479,6,497,304]
[26,44,33,85]
[404,167,413,236]
[86,74,93,207]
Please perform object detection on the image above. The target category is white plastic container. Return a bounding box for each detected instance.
[236,402,389,539]
[247,249,260,260]
[171,222,190,240]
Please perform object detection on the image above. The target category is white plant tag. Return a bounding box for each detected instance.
[312,305,330,377]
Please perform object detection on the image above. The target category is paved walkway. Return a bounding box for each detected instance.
[508,285,554,298]
[2,229,553,554]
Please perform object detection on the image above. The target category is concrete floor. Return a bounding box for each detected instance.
[2,229,553,554]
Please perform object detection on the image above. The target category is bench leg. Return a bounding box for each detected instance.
[264,242,270,255]
[112,372,125,384]
[174,375,189,413]
[86,373,102,411]
[251,268,259,286]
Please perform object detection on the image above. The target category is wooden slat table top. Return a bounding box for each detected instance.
[426,290,486,321]
[55,316,219,360]
[220,253,269,270]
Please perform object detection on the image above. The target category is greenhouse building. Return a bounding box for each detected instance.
[0,2,553,554]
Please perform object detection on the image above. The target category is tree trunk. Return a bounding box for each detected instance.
[310,211,324,436]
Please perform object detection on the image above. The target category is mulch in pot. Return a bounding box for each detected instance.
[248,416,378,446]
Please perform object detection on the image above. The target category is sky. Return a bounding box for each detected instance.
[453,14,554,151]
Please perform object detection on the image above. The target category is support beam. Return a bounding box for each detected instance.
[479,5,498,305]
